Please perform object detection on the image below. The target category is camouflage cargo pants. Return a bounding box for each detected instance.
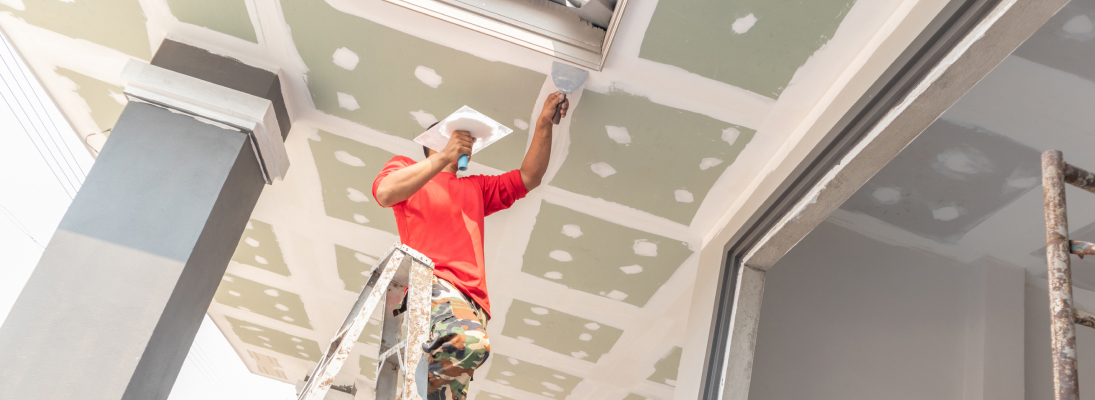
[422,277,490,400]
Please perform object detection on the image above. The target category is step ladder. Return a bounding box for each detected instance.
[1041,150,1095,400]
[297,243,435,400]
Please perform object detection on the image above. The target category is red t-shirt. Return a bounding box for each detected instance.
[372,156,528,317]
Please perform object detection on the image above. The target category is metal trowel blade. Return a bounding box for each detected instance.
[550,62,588,124]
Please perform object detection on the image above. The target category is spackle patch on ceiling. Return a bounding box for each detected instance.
[478,391,518,400]
[550,90,754,225]
[732,13,757,34]
[167,0,257,43]
[639,0,856,98]
[332,47,359,70]
[415,66,443,88]
[337,92,360,111]
[0,0,151,59]
[605,126,631,145]
[840,120,1040,244]
[226,316,322,362]
[410,110,438,128]
[646,346,682,387]
[54,68,125,134]
[501,299,623,362]
[215,273,313,329]
[485,354,581,398]
[358,355,378,381]
[281,0,544,169]
[514,119,529,131]
[335,245,379,292]
[231,219,291,276]
[523,202,692,306]
[1013,1,1095,83]
[309,130,398,234]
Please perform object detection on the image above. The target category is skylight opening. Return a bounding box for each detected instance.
[381,0,629,70]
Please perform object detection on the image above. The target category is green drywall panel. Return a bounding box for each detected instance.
[501,299,623,362]
[281,0,545,170]
[646,346,682,387]
[54,67,125,133]
[231,219,291,276]
[485,354,581,398]
[336,244,379,293]
[226,316,322,362]
[550,90,754,225]
[640,0,856,98]
[309,130,398,233]
[167,0,257,43]
[1,0,150,59]
[214,273,312,329]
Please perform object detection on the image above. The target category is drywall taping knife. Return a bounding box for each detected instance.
[549,61,589,125]
[413,106,514,171]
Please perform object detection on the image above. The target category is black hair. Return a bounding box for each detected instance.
[423,121,440,158]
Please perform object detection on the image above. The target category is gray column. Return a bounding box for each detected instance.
[0,41,289,400]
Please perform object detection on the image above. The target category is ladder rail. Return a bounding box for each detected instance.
[1042,150,1095,400]
[297,243,435,400]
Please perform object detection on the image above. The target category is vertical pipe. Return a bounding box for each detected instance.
[1043,150,1078,400]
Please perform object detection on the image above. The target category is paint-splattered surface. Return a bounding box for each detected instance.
[0,0,932,397]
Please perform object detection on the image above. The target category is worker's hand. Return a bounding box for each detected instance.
[538,92,569,123]
[439,130,475,164]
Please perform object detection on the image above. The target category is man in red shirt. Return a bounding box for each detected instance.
[373,93,569,400]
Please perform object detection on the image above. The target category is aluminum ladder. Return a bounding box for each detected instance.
[1041,150,1095,400]
[298,243,435,400]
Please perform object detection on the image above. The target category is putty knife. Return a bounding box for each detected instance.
[413,106,513,171]
[550,61,589,125]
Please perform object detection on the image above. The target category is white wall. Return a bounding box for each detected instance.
[748,221,1025,400]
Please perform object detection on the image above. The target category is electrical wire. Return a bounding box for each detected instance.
[0,202,44,250]
[0,78,74,199]
[0,37,84,191]
[0,33,87,181]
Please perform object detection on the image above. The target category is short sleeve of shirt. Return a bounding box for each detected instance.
[372,156,414,207]
[470,169,530,216]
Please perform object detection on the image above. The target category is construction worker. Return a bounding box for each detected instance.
[372,93,569,400]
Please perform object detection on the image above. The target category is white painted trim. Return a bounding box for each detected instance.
[120,60,290,183]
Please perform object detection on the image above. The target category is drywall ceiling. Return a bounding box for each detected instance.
[831,0,1095,286]
[0,0,941,398]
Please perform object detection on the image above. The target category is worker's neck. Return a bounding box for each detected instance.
[442,164,458,174]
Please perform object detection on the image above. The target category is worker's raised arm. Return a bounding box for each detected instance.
[375,130,474,207]
[521,92,567,191]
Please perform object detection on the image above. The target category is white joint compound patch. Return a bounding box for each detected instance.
[354,253,376,264]
[1062,15,1094,41]
[409,110,438,128]
[334,150,365,167]
[605,125,631,145]
[524,318,542,326]
[254,256,268,265]
[722,127,740,145]
[274,303,290,311]
[590,162,617,178]
[336,92,359,111]
[620,265,643,274]
[332,47,360,70]
[561,224,583,238]
[932,206,961,221]
[699,158,723,170]
[263,289,279,297]
[514,119,529,130]
[414,66,443,88]
[346,187,369,202]
[674,189,694,203]
[244,237,260,247]
[579,333,592,341]
[633,240,658,257]
[1007,176,1038,188]
[872,187,901,205]
[353,214,369,224]
[605,290,628,301]
[544,271,563,279]
[584,323,600,330]
[530,307,549,315]
[549,250,573,262]
[732,13,758,34]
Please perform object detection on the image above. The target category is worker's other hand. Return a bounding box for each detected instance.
[538,92,569,123]
[440,129,475,164]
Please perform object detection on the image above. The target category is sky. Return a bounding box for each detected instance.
[0,32,298,400]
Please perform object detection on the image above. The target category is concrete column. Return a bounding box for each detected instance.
[0,41,289,400]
